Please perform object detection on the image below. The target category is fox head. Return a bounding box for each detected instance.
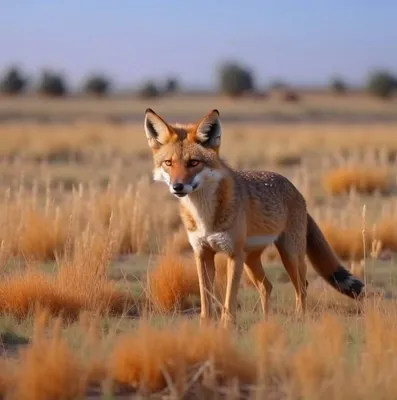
[144,108,224,198]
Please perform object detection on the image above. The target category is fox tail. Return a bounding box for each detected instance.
[306,213,364,299]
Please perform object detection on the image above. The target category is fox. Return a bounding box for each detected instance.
[143,107,365,327]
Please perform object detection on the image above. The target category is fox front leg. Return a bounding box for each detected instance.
[221,250,245,328]
[194,248,216,325]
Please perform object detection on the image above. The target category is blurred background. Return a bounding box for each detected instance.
[1,1,396,119]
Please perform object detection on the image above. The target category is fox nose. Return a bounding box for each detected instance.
[172,183,185,192]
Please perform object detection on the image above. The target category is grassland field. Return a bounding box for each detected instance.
[0,94,396,399]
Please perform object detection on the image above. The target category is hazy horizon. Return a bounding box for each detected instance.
[1,1,396,90]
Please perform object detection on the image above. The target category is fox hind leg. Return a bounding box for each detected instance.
[244,250,273,318]
[276,239,307,316]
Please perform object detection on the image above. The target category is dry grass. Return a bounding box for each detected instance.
[0,229,137,320]
[13,207,68,262]
[320,222,367,261]
[147,250,256,314]
[147,252,200,313]
[5,309,109,400]
[0,117,396,398]
[0,178,180,263]
[0,199,70,263]
[1,93,397,125]
[291,314,347,399]
[1,304,397,398]
[10,317,88,400]
[109,319,256,394]
[323,165,390,196]
[0,267,135,321]
[320,216,397,261]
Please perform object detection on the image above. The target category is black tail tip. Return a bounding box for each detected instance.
[327,266,364,299]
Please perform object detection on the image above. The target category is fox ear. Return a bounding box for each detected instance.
[144,108,171,149]
[195,109,222,148]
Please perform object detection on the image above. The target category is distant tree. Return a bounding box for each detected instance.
[38,70,68,97]
[366,70,397,99]
[83,74,111,96]
[218,62,255,97]
[164,77,179,94]
[330,77,348,94]
[138,81,161,99]
[0,66,28,95]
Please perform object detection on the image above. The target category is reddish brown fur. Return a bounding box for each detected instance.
[144,108,365,327]
[180,206,197,232]
[163,148,206,186]
[306,214,342,277]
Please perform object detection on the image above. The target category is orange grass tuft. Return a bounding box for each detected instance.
[10,315,88,400]
[0,268,135,320]
[147,251,245,313]
[0,203,69,263]
[0,178,181,263]
[323,166,390,196]
[2,303,397,399]
[92,180,180,256]
[0,269,83,319]
[15,207,68,262]
[109,320,256,394]
[374,218,397,253]
[320,216,397,261]
[292,314,347,399]
[147,252,199,313]
[252,320,287,377]
[56,228,137,316]
[0,232,136,319]
[320,222,367,261]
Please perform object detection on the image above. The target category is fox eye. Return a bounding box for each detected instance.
[187,159,200,168]
[163,160,172,167]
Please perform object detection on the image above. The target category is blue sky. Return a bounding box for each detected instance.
[0,1,396,89]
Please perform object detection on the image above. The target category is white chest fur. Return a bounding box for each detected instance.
[180,177,279,255]
[180,179,235,254]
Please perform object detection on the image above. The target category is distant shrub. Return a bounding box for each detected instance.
[138,81,161,99]
[83,75,111,96]
[164,77,179,94]
[366,70,397,99]
[322,166,390,196]
[0,66,28,95]
[330,77,348,94]
[218,62,255,97]
[38,70,68,97]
